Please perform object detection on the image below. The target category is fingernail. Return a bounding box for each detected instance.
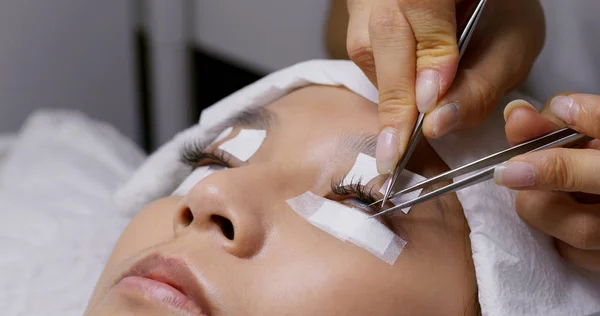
[376,127,400,174]
[503,100,537,122]
[432,102,459,138]
[416,69,440,113]
[494,162,536,188]
[550,96,578,125]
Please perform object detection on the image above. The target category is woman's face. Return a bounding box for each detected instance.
[86,86,476,316]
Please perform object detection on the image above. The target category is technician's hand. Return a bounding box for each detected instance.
[497,94,600,272]
[346,0,545,173]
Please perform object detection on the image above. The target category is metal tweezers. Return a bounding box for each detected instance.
[370,128,593,218]
[380,0,488,207]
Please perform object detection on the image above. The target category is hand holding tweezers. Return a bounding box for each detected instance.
[370,128,593,218]
[380,0,488,207]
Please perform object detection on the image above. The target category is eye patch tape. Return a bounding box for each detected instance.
[218,129,266,161]
[342,153,380,186]
[379,171,426,214]
[286,191,406,265]
[343,153,426,213]
[172,165,225,196]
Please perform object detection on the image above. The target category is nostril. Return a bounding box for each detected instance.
[211,215,234,240]
[179,207,194,227]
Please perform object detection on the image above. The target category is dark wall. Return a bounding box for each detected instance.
[191,49,264,120]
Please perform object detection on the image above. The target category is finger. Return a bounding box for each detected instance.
[369,0,418,174]
[400,0,458,115]
[422,44,518,138]
[533,92,574,127]
[503,99,561,146]
[584,139,600,150]
[495,148,600,194]
[555,240,600,272]
[515,190,600,250]
[422,3,545,139]
[347,0,377,86]
[548,93,600,139]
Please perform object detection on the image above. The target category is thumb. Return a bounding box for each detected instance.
[503,100,560,146]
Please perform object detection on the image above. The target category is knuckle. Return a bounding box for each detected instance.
[415,31,457,57]
[471,71,499,105]
[405,3,456,38]
[568,213,600,250]
[378,89,417,123]
[416,41,457,63]
[347,40,375,73]
[369,8,409,39]
[378,88,414,112]
[461,70,499,124]
[544,149,579,190]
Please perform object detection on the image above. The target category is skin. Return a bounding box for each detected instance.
[327,0,545,173]
[85,86,477,316]
[498,94,600,272]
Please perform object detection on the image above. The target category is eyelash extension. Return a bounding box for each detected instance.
[180,141,233,168]
[330,176,379,205]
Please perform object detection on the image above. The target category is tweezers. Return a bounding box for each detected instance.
[370,128,593,218]
[380,0,488,207]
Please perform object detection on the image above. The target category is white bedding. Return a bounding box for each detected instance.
[0,110,145,316]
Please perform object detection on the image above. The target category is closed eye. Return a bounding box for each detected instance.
[327,178,381,213]
[180,141,235,169]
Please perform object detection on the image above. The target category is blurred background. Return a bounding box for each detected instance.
[0,0,596,152]
[0,0,333,152]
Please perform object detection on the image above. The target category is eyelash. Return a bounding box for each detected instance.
[180,141,233,168]
[330,177,379,206]
[180,141,378,208]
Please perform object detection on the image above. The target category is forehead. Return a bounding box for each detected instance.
[269,86,378,131]
[264,86,379,157]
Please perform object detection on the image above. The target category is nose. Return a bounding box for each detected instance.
[173,167,270,258]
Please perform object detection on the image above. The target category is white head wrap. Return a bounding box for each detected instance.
[115,60,600,316]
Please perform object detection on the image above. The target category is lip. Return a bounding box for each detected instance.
[114,253,211,315]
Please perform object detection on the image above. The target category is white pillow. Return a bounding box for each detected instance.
[0,110,145,316]
[0,134,15,172]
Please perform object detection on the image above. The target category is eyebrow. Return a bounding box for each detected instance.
[219,107,275,131]
[206,108,376,158]
[203,106,275,149]
[337,132,378,157]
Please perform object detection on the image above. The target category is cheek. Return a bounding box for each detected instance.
[86,198,180,312]
[107,198,179,267]
[245,217,404,315]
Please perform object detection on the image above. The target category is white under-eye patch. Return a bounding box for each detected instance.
[347,216,406,265]
[172,165,225,196]
[218,129,266,161]
[379,170,426,214]
[343,153,425,213]
[286,191,406,265]
[342,153,379,186]
[307,201,350,241]
[212,127,233,144]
